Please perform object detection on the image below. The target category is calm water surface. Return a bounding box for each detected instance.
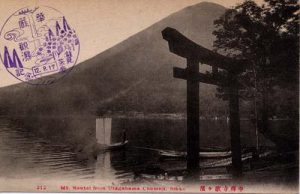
[0,116,283,183]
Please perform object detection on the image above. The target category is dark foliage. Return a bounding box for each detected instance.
[213,0,299,120]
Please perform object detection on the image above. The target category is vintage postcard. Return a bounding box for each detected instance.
[0,0,298,193]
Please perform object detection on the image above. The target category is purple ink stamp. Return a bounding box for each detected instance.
[0,6,80,85]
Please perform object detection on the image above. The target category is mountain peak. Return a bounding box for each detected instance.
[185,1,225,11]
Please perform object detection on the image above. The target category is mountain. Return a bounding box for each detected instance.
[0,2,226,116]
[0,2,228,146]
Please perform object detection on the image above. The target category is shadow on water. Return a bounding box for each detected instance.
[0,116,298,184]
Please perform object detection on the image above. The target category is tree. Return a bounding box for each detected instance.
[213,0,299,133]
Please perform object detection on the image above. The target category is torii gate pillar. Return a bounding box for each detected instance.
[228,73,242,177]
[186,58,200,171]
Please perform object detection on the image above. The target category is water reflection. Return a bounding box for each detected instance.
[0,117,94,179]
[95,152,113,180]
[0,116,292,183]
[0,117,149,183]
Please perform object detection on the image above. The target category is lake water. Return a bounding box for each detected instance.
[0,116,296,184]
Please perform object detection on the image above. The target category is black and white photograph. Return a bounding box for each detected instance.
[0,0,298,193]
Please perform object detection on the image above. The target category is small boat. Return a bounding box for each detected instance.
[200,152,253,169]
[159,150,232,159]
[95,117,129,152]
[96,140,129,152]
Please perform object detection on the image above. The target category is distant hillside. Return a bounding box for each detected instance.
[0,2,232,149]
[0,2,227,117]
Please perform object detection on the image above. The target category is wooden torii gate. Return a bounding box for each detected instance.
[162,27,248,178]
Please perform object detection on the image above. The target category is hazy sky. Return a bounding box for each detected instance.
[0,0,263,87]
